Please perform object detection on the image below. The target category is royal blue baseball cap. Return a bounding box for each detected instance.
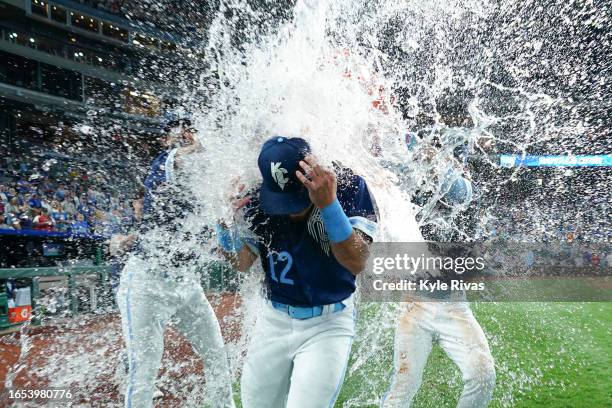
[258,136,312,215]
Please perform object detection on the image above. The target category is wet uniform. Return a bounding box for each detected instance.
[382,137,495,408]
[240,169,378,408]
[117,148,235,408]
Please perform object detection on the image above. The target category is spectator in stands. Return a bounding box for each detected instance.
[16,179,30,194]
[71,213,90,235]
[4,213,21,230]
[54,183,68,201]
[0,214,13,230]
[18,202,32,229]
[0,184,8,202]
[40,176,54,196]
[50,200,70,232]
[7,187,17,200]
[87,187,100,204]
[77,192,88,209]
[4,196,19,215]
[62,192,78,215]
[32,207,54,232]
[28,194,43,210]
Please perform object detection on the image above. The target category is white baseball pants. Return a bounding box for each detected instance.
[381,301,496,408]
[241,297,356,408]
[117,257,235,408]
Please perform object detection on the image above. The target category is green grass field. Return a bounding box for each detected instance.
[232,302,610,407]
[336,302,611,408]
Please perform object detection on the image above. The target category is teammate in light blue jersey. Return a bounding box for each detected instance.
[218,136,378,408]
[382,127,495,408]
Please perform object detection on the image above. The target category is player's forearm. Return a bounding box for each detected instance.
[220,246,258,272]
[331,231,370,275]
[216,223,258,272]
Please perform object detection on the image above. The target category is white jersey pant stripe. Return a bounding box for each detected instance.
[241,296,356,408]
[117,256,235,408]
[124,261,137,408]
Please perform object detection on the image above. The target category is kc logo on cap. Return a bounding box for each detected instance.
[271,162,289,190]
[257,136,312,215]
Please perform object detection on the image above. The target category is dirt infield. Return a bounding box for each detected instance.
[0,293,241,407]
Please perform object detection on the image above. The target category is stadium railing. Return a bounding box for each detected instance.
[0,228,237,331]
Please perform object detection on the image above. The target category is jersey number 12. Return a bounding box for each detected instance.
[268,251,294,285]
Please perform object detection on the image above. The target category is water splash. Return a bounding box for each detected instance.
[5,0,609,406]
[182,1,609,405]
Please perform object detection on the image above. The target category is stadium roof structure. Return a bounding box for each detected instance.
[1,0,182,47]
[0,82,163,133]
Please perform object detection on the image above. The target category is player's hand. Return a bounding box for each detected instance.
[228,177,251,211]
[219,177,251,227]
[296,156,337,209]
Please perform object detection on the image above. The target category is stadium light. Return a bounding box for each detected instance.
[29,38,35,43]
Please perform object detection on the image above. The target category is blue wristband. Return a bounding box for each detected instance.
[215,224,243,253]
[321,199,353,243]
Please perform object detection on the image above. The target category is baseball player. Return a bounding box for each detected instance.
[217,136,378,407]
[381,137,496,408]
[116,113,235,408]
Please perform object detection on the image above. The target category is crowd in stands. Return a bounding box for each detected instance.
[482,202,610,244]
[0,171,137,237]
[480,203,611,269]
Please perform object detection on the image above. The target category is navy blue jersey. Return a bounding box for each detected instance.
[141,149,194,232]
[142,149,173,223]
[138,148,200,264]
[244,168,378,306]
